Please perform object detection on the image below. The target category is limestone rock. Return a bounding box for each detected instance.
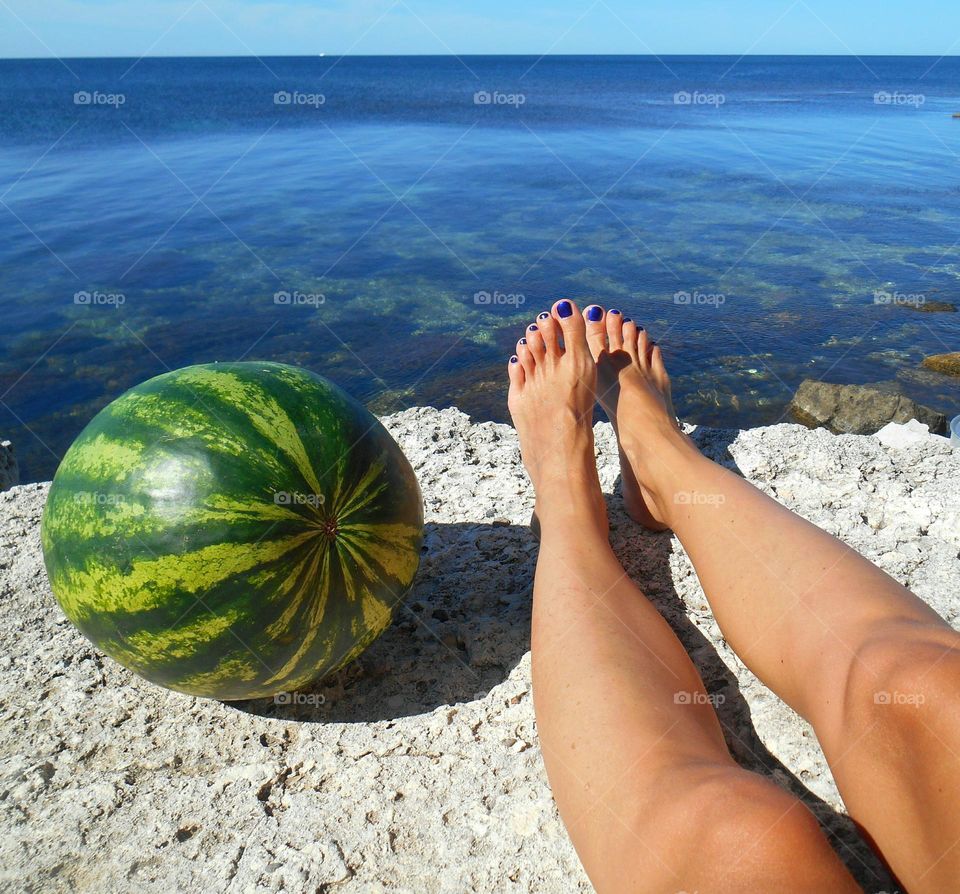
[789,379,947,434]
[3,409,958,892]
[874,419,946,449]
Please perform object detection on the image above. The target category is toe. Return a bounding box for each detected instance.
[525,322,546,358]
[637,326,651,372]
[551,299,588,357]
[507,354,524,388]
[517,338,536,376]
[622,319,640,363]
[606,308,624,351]
[649,343,678,422]
[538,310,561,357]
[582,304,607,360]
[650,342,669,392]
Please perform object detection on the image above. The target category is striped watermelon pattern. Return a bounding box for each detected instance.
[41,362,423,700]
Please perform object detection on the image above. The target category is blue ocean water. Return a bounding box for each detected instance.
[1,55,958,481]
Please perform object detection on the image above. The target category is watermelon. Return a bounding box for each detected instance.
[41,362,424,700]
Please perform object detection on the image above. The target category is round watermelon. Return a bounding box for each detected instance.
[41,361,424,700]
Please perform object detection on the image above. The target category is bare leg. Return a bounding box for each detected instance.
[508,300,859,893]
[595,308,960,891]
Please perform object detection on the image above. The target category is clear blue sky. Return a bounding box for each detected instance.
[2,0,959,58]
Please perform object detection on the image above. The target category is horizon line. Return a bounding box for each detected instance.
[2,52,960,61]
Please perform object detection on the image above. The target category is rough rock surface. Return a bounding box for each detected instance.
[2,407,959,893]
[922,352,960,378]
[0,440,18,492]
[789,379,948,434]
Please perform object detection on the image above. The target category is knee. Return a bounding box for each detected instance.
[602,764,837,891]
[845,622,960,733]
[679,767,827,862]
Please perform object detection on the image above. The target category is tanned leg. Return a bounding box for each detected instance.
[594,308,960,892]
[508,300,860,894]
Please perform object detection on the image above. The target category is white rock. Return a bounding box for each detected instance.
[874,418,947,449]
[3,409,957,892]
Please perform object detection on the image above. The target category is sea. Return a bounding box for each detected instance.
[1,54,958,481]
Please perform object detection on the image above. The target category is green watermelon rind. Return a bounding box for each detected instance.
[41,361,424,700]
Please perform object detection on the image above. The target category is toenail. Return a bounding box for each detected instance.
[537,312,549,320]
[519,337,527,345]
[609,308,621,315]
[528,324,538,331]
[622,317,632,323]
[586,305,603,322]
[510,355,518,363]
[556,300,573,318]
[637,325,644,331]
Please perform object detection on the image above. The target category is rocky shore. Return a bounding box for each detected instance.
[2,407,958,893]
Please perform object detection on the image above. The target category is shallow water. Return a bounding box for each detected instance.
[1,55,959,481]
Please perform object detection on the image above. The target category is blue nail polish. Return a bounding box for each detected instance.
[537,312,549,320]
[622,317,632,323]
[510,355,518,363]
[586,305,603,322]
[556,300,573,318]
[519,337,527,345]
[528,324,538,331]
[638,325,644,331]
[609,308,621,315]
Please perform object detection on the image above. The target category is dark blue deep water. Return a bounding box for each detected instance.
[1,55,959,481]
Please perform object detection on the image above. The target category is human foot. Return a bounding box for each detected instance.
[507,300,608,537]
[582,305,690,530]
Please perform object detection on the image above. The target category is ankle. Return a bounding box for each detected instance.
[621,427,705,522]
[535,465,608,534]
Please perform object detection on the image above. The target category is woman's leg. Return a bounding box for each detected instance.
[588,306,960,892]
[508,301,860,893]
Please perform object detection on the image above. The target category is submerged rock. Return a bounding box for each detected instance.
[922,352,960,378]
[0,441,18,492]
[789,380,947,435]
[908,300,956,313]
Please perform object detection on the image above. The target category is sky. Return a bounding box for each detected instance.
[2,0,960,58]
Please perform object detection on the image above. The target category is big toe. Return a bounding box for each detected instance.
[552,299,589,359]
